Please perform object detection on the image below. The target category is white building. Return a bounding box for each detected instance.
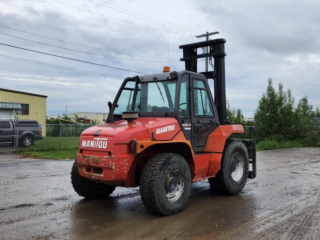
[66,112,108,124]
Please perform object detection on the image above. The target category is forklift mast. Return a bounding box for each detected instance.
[179,39,227,125]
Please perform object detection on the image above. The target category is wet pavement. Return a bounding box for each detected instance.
[0,147,319,240]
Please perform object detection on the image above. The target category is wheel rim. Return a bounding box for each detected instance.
[230,152,244,182]
[165,169,184,202]
[24,138,32,146]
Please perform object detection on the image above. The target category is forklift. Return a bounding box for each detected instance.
[71,38,257,215]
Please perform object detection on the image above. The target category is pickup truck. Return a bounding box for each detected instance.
[0,120,42,147]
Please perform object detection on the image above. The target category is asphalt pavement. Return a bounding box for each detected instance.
[0,148,319,240]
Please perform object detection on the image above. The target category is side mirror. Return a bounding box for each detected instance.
[106,101,114,123]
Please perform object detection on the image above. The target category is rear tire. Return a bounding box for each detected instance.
[71,162,115,199]
[209,141,249,195]
[140,153,191,216]
[21,135,34,147]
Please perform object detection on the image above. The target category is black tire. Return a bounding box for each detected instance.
[140,153,191,216]
[209,141,249,195]
[21,135,34,147]
[71,162,115,199]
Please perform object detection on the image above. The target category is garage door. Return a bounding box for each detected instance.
[0,110,11,119]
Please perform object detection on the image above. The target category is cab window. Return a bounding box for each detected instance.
[193,79,214,116]
[134,80,176,112]
[114,81,135,114]
[179,74,190,118]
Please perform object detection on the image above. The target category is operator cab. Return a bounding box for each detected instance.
[108,38,228,152]
[108,69,219,152]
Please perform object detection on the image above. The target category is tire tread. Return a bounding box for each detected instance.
[209,140,249,195]
[140,153,190,215]
[71,162,115,199]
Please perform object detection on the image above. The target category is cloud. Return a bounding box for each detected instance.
[195,0,320,115]
[0,0,319,118]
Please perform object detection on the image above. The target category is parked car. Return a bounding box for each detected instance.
[0,120,42,147]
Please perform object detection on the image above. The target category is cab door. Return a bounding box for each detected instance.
[190,76,219,152]
[0,121,13,143]
[178,74,192,141]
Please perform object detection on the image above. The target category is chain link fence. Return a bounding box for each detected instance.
[46,124,95,137]
[44,123,96,150]
[2,120,319,154]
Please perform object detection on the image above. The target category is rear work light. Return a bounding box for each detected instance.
[170,71,178,80]
[133,75,141,82]
[129,140,137,153]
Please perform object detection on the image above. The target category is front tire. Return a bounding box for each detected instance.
[140,153,191,216]
[209,141,249,195]
[71,162,115,199]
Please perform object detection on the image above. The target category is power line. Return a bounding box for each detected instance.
[0,53,119,78]
[88,0,201,33]
[93,0,202,32]
[50,0,195,36]
[0,42,147,74]
[0,24,178,60]
[0,32,179,62]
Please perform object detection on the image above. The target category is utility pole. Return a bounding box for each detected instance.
[196,31,219,71]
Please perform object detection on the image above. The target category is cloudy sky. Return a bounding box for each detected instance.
[0,0,319,118]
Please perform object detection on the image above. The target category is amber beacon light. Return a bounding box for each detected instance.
[163,66,170,72]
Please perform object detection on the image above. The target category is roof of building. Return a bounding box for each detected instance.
[0,88,47,98]
[66,112,109,115]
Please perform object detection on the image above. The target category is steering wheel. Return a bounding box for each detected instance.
[179,103,188,118]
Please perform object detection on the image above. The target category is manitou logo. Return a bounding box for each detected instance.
[82,138,108,149]
[156,125,175,134]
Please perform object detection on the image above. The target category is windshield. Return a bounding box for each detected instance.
[114,80,177,114]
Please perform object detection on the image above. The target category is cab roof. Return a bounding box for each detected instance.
[137,70,205,82]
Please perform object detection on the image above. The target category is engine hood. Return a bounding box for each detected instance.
[81,117,181,143]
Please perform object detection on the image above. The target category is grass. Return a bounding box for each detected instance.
[17,137,79,160]
[257,137,314,151]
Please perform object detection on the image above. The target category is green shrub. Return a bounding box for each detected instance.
[269,135,285,143]
[257,139,280,151]
[257,137,314,151]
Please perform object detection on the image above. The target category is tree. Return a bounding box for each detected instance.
[295,96,315,141]
[226,101,244,124]
[296,96,313,127]
[278,89,299,139]
[254,78,296,140]
[311,107,320,146]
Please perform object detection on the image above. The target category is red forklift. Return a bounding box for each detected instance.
[71,38,257,215]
